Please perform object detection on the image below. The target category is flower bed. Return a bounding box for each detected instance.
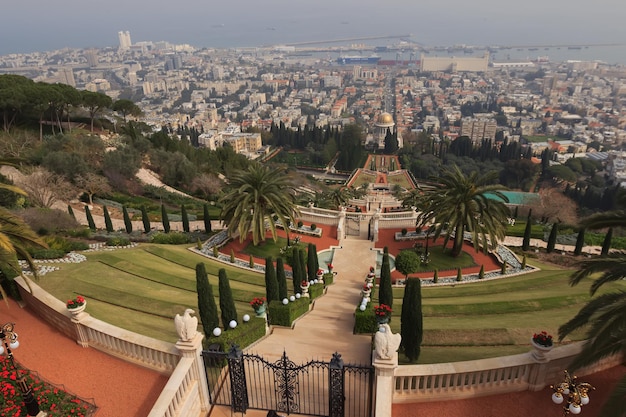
[0,357,97,416]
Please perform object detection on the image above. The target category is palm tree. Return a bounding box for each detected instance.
[219,164,299,246]
[416,165,509,257]
[558,210,626,417]
[0,164,47,302]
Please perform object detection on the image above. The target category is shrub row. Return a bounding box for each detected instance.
[205,316,267,352]
[267,298,310,327]
[106,237,131,247]
[322,272,334,286]
[150,232,192,244]
[309,283,324,300]
[353,304,378,334]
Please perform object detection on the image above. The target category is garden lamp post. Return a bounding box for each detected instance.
[0,322,45,417]
[550,370,594,415]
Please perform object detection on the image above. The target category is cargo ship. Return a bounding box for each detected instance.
[336,55,381,64]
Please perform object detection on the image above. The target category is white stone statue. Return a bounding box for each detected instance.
[174,308,198,341]
[374,324,402,360]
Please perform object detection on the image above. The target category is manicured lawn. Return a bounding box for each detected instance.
[350,172,376,188]
[506,221,544,239]
[396,246,475,273]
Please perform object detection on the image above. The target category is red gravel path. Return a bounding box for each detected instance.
[1,299,168,416]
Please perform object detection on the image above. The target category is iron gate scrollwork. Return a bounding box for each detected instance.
[202,347,373,417]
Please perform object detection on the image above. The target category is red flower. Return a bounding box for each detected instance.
[532,330,553,347]
[374,304,392,318]
[249,297,266,308]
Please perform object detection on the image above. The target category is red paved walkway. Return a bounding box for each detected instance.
[1,299,168,416]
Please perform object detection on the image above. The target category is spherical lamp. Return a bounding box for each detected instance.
[580,394,590,405]
[569,403,582,415]
[295,293,301,299]
[243,314,250,322]
[229,320,237,329]
[282,298,289,305]
[551,393,564,404]
[212,327,222,337]
[359,304,366,311]
[289,295,295,302]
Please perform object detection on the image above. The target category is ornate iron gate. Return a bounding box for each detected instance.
[345,215,361,236]
[202,347,373,417]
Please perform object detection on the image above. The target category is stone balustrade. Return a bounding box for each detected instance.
[147,357,202,417]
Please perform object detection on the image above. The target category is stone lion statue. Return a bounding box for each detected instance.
[374,324,402,360]
[174,308,198,341]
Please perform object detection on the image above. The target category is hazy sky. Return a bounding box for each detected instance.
[2,0,625,54]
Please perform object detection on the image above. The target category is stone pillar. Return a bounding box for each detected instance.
[176,333,210,412]
[70,312,90,348]
[372,351,398,417]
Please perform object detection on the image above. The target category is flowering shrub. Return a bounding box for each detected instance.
[0,356,97,416]
[374,304,392,319]
[301,280,310,287]
[532,331,553,347]
[316,269,324,275]
[66,296,85,310]
[249,297,266,309]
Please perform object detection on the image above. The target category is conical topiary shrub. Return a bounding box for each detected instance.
[456,267,462,282]
[433,268,439,284]
[478,264,484,280]
[122,205,133,234]
[218,268,238,330]
[181,204,190,233]
[85,206,96,231]
[265,257,279,302]
[196,262,218,335]
[141,205,150,233]
[203,204,212,233]
[161,204,170,233]
[276,257,288,300]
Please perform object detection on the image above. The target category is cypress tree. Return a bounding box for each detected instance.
[161,204,170,233]
[264,257,279,302]
[249,254,255,268]
[433,268,439,283]
[522,209,532,251]
[478,264,485,279]
[85,206,96,231]
[141,205,150,233]
[276,257,288,300]
[501,262,507,275]
[213,245,219,257]
[181,204,190,233]
[307,243,317,282]
[299,248,307,284]
[292,249,301,294]
[401,278,423,362]
[218,268,238,329]
[456,267,463,282]
[103,205,113,233]
[521,255,527,269]
[230,249,235,263]
[312,243,319,274]
[67,204,75,220]
[546,223,558,253]
[379,251,393,308]
[196,263,218,335]
[122,205,133,234]
[601,228,613,256]
[574,228,585,256]
[203,204,212,233]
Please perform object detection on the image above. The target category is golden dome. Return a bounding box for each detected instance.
[377,112,394,124]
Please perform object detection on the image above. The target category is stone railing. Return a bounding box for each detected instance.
[16,277,179,375]
[391,342,622,404]
[148,357,199,417]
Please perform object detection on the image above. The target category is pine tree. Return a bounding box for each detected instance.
[401,278,423,362]
[478,264,485,279]
[601,228,613,256]
[67,205,75,220]
[181,204,190,233]
[122,205,132,234]
[141,205,150,233]
[265,257,279,302]
[292,249,302,294]
[379,251,393,308]
[203,204,212,233]
[276,257,288,300]
[103,205,113,233]
[574,228,585,256]
[307,243,317,282]
[218,268,238,330]
[196,263,218,335]
[547,222,558,253]
[522,209,532,251]
[161,204,170,233]
[85,206,96,231]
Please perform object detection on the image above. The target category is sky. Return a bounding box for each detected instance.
[2,0,626,55]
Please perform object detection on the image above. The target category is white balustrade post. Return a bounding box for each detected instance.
[372,351,398,417]
[176,333,210,411]
[70,312,90,348]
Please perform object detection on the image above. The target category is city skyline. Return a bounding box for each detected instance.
[3,0,626,55]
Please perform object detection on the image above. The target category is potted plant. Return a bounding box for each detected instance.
[362,284,372,298]
[374,304,392,325]
[66,295,86,315]
[250,297,267,317]
[327,262,333,272]
[530,330,554,362]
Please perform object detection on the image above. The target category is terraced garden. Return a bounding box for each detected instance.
[34,244,626,363]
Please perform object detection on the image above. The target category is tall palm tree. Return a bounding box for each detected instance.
[558,210,626,417]
[416,165,509,257]
[219,164,299,246]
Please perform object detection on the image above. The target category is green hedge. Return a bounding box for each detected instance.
[309,283,324,300]
[354,304,378,334]
[106,236,131,246]
[30,249,66,259]
[268,298,310,327]
[205,316,267,351]
[323,272,334,286]
[150,232,191,244]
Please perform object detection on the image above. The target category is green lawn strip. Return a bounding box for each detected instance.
[96,259,197,292]
[242,238,287,259]
[142,245,267,286]
[506,221,544,238]
[402,345,532,364]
